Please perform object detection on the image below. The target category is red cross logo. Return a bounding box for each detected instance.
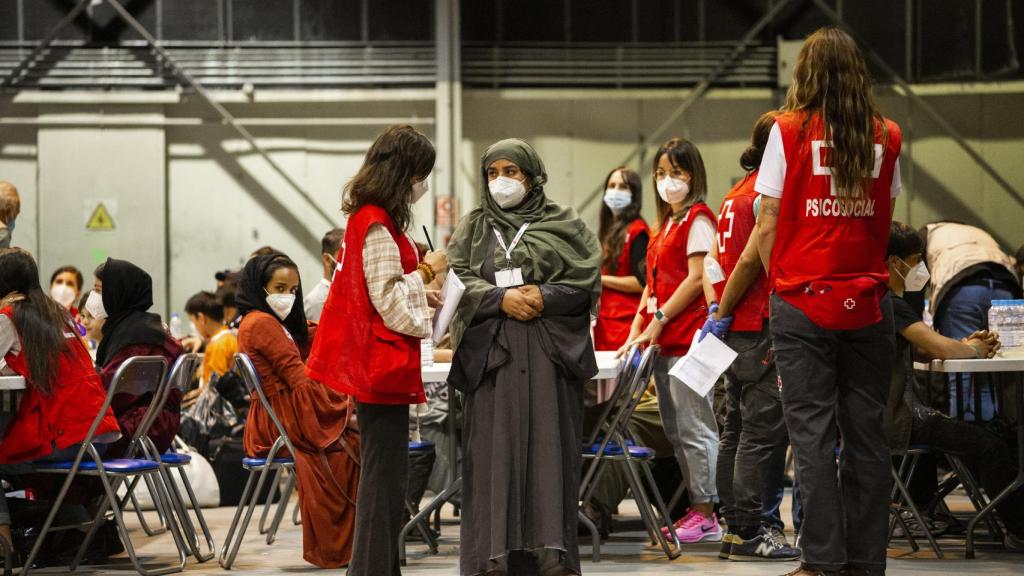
[844,298,856,310]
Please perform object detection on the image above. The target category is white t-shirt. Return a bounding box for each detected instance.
[755,122,902,199]
[686,215,716,256]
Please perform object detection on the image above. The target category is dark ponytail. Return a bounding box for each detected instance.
[740,110,779,172]
[0,249,72,394]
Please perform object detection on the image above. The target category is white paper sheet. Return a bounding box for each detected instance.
[431,269,466,344]
[668,330,738,398]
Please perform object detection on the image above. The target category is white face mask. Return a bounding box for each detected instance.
[85,290,107,320]
[656,176,690,204]
[899,258,931,292]
[50,283,77,309]
[488,176,528,209]
[412,178,429,203]
[603,189,633,213]
[265,292,296,321]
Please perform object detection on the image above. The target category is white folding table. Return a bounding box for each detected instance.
[914,351,1024,558]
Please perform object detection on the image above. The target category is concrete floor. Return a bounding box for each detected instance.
[33,492,1024,575]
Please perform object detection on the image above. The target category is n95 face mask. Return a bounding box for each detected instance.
[265,293,296,320]
[656,177,689,204]
[489,176,528,209]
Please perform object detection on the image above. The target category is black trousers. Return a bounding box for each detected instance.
[348,402,410,576]
[717,325,789,534]
[912,412,1024,535]
[770,294,894,572]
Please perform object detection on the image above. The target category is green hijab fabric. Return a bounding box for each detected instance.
[447,138,602,350]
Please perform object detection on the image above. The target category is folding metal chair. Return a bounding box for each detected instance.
[26,356,188,576]
[580,345,681,560]
[888,446,943,557]
[138,353,216,563]
[219,353,297,569]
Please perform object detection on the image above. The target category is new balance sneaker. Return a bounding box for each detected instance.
[671,509,723,543]
[719,533,741,559]
[728,526,802,561]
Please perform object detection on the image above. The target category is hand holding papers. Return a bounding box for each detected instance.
[669,330,738,398]
[431,269,465,344]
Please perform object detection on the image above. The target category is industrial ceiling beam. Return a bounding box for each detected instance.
[105,0,337,232]
[1,0,91,89]
[575,0,798,214]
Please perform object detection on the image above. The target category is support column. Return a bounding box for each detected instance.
[434,0,462,246]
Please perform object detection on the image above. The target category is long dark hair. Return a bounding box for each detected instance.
[598,167,643,271]
[343,125,435,232]
[0,249,72,394]
[785,27,886,198]
[652,138,708,230]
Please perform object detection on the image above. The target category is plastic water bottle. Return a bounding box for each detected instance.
[991,300,1024,349]
[169,313,185,340]
[1008,300,1024,348]
[989,300,1004,343]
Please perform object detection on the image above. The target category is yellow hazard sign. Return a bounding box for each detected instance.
[86,203,116,230]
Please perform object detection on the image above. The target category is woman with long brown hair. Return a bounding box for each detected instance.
[306,125,446,576]
[594,167,649,351]
[713,27,902,576]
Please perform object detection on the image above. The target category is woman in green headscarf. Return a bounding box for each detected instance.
[448,139,601,576]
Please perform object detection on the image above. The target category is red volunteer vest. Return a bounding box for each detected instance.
[770,111,902,330]
[306,205,425,405]
[594,218,649,351]
[715,172,770,333]
[0,307,121,463]
[645,203,716,357]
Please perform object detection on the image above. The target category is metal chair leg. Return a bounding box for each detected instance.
[577,509,601,563]
[890,464,943,558]
[266,469,296,545]
[173,465,216,562]
[219,469,258,569]
[221,465,274,569]
[258,467,283,535]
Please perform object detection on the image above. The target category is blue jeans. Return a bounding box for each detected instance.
[935,281,1015,421]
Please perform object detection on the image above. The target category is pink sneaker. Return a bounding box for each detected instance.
[671,509,723,543]
[661,509,698,536]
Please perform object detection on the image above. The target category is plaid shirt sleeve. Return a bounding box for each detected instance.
[363,224,431,339]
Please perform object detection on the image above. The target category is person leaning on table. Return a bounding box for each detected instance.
[883,221,1024,552]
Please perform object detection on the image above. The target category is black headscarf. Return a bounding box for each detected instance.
[236,253,309,347]
[96,258,168,367]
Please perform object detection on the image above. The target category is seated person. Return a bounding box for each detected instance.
[78,290,105,359]
[305,227,345,323]
[185,290,238,389]
[236,252,359,568]
[88,258,183,456]
[0,249,120,554]
[49,265,85,322]
[217,280,241,331]
[885,222,1024,551]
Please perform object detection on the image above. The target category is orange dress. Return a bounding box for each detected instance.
[238,311,360,568]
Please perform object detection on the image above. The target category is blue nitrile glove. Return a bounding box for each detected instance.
[699,303,733,342]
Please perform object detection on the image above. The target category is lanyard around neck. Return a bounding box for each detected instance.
[493,223,530,267]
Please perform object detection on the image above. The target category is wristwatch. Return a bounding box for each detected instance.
[654,309,669,325]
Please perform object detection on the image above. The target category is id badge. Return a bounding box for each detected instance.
[495,268,525,288]
[647,297,658,314]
